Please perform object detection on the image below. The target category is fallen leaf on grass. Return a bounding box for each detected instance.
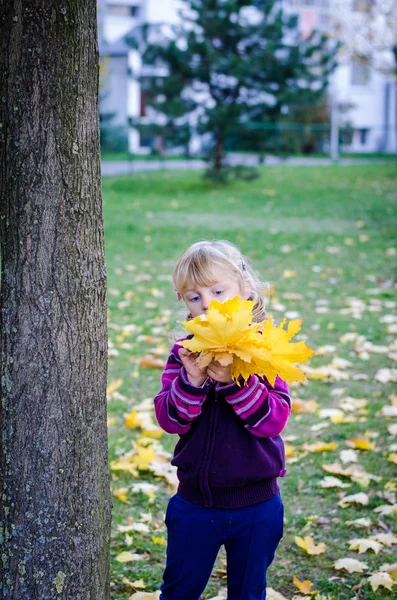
[367,572,394,592]
[373,504,397,516]
[129,579,146,589]
[375,368,397,383]
[113,487,128,503]
[371,532,397,546]
[334,558,368,573]
[128,592,160,600]
[348,538,383,554]
[266,589,289,600]
[380,563,397,580]
[301,441,338,453]
[116,551,146,563]
[292,576,318,594]
[339,492,369,507]
[317,476,351,489]
[124,411,144,429]
[107,378,123,399]
[380,405,397,418]
[347,436,376,451]
[151,536,165,545]
[139,356,166,369]
[389,453,397,464]
[118,522,150,534]
[295,535,327,555]
[346,518,372,528]
[291,398,318,414]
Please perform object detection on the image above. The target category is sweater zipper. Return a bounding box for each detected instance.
[199,391,219,506]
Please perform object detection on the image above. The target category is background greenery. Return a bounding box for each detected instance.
[103,163,397,599]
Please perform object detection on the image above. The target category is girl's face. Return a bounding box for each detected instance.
[182,267,251,318]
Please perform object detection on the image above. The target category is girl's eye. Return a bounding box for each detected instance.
[189,296,200,302]
[214,290,224,295]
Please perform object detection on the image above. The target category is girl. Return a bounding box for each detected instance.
[154,240,290,600]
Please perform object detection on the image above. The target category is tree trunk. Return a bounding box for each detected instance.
[214,136,225,171]
[0,2,112,599]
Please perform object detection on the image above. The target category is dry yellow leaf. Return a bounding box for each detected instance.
[368,572,394,592]
[107,378,123,398]
[128,592,160,600]
[348,538,383,554]
[371,533,397,547]
[292,576,318,594]
[266,589,289,600]
[142,427,163,439]
[131,580,146,589]
[388,453,397,464]
[373,504,397,516]
[113,487,128,503]
[124,411,144,429]
[380,563,397,580]
[151,536,165,545]
[294,535,327,555]
[301,441,338,453]
[334,558,368,573]
[347,436,376,451]
[317,476,351,489]
[291,398,318,414]
[116,551,145,563]
[180,297,314,385]
[139,356,166,369]
[339,492,369,507]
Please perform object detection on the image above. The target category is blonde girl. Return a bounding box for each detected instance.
[155,240,290,600]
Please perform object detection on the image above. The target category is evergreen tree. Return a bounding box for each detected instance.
[137,0,339,171]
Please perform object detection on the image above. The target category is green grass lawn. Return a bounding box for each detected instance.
[103,163,397,599]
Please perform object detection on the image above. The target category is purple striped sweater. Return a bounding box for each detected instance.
[154,340,291,508]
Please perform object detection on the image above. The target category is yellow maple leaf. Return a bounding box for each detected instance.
[295,535,327,555]
[291,398,318,414]
[107,378,123,398]
[347,436,376,451]
[339,492,370,507]
[113,487,128,503]
[348,538,383,554]
[116,551,145,563]
[180,297,314,385]
[132,443,155,470]
[301,441,338,453]
[151,536,166,545]
[292,576,318,594]
[380,563,397,580]
[128,592,160,600]
[334,558,368,573]
[124,411,144,429]
[368,572,394,592]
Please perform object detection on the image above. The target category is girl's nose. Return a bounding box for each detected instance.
[201,294,211,312]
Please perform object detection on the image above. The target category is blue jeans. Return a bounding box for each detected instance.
[160,493,284,600]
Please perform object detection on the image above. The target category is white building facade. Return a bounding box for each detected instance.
[99,0,397,154]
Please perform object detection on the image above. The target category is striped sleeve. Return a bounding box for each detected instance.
[154,343,211,434]
[218,375,291,438]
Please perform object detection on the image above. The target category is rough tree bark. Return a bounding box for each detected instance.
[0,2,112,599]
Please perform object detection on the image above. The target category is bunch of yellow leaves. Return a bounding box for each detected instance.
[180,297,314,386]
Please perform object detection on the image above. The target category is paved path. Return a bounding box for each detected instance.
[101,155,390,176]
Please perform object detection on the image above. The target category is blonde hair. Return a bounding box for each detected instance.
[173,240,268,321]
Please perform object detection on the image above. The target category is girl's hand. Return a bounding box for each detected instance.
[206,360,233,384]
[178,348,207,387]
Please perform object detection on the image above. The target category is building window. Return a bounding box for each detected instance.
[359,128,369,145]
[108,5,140,17]
[351,58,370,85]
[352,0,373,12]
